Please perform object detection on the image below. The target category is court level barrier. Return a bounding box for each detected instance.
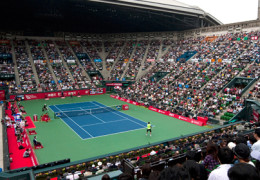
[9,88,106,101]
[0,120,246,179]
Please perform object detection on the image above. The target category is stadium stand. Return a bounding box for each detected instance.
[0,30,258,121]
[28,40,58,92]
[13,40,38,93]
[0,40,16,94]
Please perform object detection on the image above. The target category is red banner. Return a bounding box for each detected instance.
[110,95,205,126]
[106,83,123,86]
[69,41,80,45]
[148,106,159,112]
[0,90,5,101]
[0,40,10,44]
[10,88,106,101]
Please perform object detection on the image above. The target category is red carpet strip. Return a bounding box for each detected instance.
[7,127,38,170]
[25,116,36,129]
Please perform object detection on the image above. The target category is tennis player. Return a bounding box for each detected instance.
[42,104,48,112]
[146,122,152,136]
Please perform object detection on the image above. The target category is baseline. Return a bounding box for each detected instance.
[55,105,99,111]
[81,120,146,139]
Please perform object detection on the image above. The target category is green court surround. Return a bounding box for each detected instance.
[21,94,211,164]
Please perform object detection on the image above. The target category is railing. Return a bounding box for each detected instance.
[9,86,105,99]
[222,77,256,95]
[224,107,247,125]
[241,78,257,95]
[0,169,35,179]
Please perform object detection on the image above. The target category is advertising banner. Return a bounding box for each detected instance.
[106,83,123,86]
[53,60,62,63]
[191,58,199,62]
[0,53,12,59]
[34,60,44,64]
[76,53,88,59]
[110,94,205,126]
[9,88,106,101]
[94,59,102,62]
[69,41,80,45]
[67,59,75,63]
[222,59,232,63]
[89,88,105,95]
[0,40,10,44]
[0,73,15,79]
[0,90,5,101]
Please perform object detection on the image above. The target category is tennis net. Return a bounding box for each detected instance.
[54,105,123,118]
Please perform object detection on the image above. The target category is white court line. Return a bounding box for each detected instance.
[53,105,94,138]
[51,104,146,140]
[79,107,105,123]
[80,126,146,140]
[56,105,99,111]
[90,102,146,128]
[52,101,96,106]
[48,101,98,111]
[49,106,84,140]
[80,119,129,127]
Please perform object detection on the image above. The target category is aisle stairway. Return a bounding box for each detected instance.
[40,43,59,86]
[10,40,21,91]
[136,40,173,81]
[66,41,91,81]
[24,41,41,89]
[119,42,138,80]
[136,62,155,81]
[79,43,99,71]
[53,41,76,84]
[108,42,126,79]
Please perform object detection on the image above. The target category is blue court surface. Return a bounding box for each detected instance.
[49,101,147,140]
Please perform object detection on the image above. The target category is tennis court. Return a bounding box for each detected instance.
[21,94,213,164]
[49,101,147,139]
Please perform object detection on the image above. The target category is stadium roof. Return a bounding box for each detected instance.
[0,0,222,35]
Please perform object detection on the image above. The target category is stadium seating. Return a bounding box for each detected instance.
[28,40,58,92]
[0,30,258,122]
